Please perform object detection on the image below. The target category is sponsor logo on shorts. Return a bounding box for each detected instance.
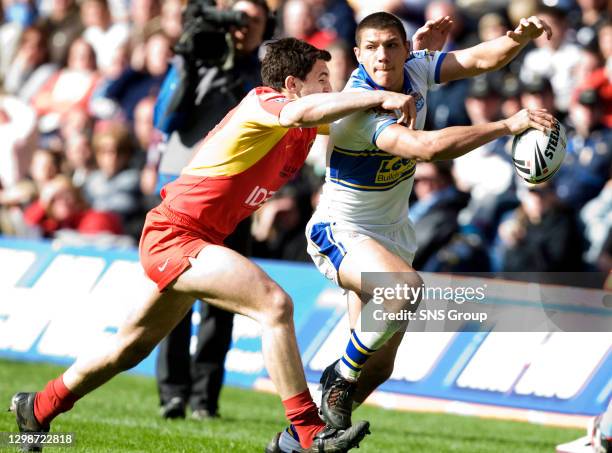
[245,186,276,208]
[158,258,170,272]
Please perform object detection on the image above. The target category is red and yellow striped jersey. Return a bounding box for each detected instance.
[160,87,318,244]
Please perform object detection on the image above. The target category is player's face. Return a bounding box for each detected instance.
[297,59,332,96]
[355,27,409,92]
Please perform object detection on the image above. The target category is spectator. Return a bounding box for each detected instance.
[38,0,83,66]
[581,173,612,266]
[81,0,129,72]
[127,0,161,71]
[425,2,471,129]
[576,0,608,29]
[132,96,161,199]
[498,71,522,118]
[31,37,99,132]
[303,0,357,46]
[159,0,182,46]
[89,42,130,119]
[23,174,123,237]
[574,43,605,88]
[3,24,57,102]
[30,147,62,193]
[598,20,612,60]
[104,31,170,122]
[83,121,141,233]
[453,75,515,238]
[425,1,470,51]
[519,74,558,118]
[0,92,37,189]
[577,20,612,127]
[325,39,354,92]
[477,12,508,43]
[496,183,585,272]
[64,133,95,188]
[520,5,582,113]
[409,161,469,270]
[597,228,612,278]
[555,88,612,210]
[0,2,26,79]
[282,0,336,49]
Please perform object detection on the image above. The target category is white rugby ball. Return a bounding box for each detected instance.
[511,119,567,184]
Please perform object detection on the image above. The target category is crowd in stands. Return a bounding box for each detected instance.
[0,0,610,278]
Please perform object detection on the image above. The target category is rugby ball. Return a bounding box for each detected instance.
[511,119,567,184]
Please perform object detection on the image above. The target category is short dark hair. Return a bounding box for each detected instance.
[356,12,407,46]
[261,38,331,91]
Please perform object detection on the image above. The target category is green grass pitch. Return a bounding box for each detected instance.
[0,359,583,452]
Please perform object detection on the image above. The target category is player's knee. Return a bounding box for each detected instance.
[264,286,294,326]
[392,272,425,311]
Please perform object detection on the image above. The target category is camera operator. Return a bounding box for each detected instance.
[154,0,273,420]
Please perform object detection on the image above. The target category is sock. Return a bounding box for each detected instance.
[337,313,401,381]
[34,375,81,427]
[282,390,325,449]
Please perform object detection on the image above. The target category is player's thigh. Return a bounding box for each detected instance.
[116,280,196,350]
[338,238,421,296]
[171,244,288,321]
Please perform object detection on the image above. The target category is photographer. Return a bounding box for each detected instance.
[158,0,270,172]
[154,0,272,420]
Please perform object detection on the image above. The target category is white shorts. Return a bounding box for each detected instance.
[305,213,417,285]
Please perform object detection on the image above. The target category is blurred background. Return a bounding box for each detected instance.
[0,0,610,274]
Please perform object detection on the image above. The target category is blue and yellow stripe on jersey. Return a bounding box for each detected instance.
[329,145,416,191]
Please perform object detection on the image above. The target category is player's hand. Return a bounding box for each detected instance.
[412,16,453,52]
[503,108,554,135]
[380,92,417,129]
[506,16,552,42]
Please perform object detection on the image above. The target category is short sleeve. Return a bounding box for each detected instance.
[362,109,397,146]
[258,93,292,116]
[408,50,447,87]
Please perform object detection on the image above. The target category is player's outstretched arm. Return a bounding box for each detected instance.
[279,91,417,129]
[439,16,552,82]
[375,108,554,162]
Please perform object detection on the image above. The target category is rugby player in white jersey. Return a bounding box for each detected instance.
[267,11,555,453]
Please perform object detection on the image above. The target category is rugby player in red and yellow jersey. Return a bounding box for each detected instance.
[10,38,419,452]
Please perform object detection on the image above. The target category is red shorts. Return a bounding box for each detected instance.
[139,204,218,291]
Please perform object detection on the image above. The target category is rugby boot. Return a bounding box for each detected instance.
[320,362,357,430]
[9,392,49,452]
[265,421,370,453]
[305,421,370,452]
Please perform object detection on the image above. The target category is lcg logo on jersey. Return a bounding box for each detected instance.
[245,186,276,208]
[375,157,416,184]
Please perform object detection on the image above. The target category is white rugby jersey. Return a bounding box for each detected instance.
[317,50,447,226]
